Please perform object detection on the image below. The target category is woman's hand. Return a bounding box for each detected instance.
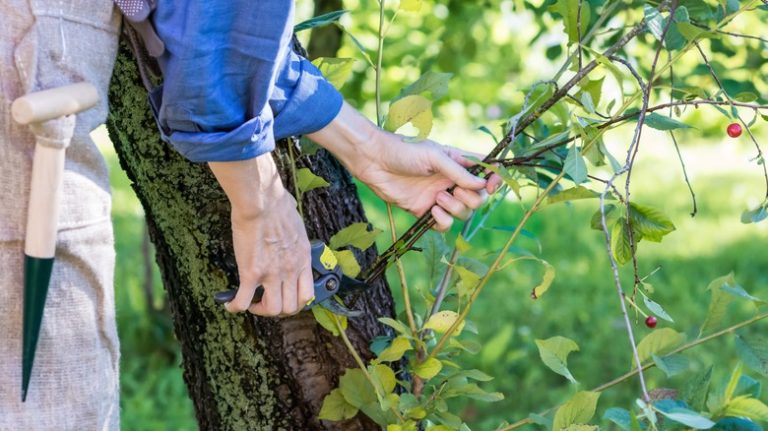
[209,154,314,316]
[308,102,501,231]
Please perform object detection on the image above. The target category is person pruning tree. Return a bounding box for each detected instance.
[0,0,498,428]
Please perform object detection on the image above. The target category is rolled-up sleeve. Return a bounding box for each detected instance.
[151,0,343,163]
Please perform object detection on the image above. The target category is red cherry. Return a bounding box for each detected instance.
[645,316,658,328]
[727,123,742,138]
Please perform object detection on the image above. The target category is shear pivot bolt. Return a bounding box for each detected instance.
[325,279,338,292]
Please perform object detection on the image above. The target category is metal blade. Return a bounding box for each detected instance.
[338,276,368,295]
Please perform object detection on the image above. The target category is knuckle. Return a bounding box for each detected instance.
[263,303,282,317]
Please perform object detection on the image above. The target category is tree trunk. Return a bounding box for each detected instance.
[106,36,394,430]
[307,0,344,60]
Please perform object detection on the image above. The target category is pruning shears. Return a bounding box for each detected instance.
[214,240,367,316]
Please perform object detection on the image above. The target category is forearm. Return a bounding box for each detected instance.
[305,102,380,176]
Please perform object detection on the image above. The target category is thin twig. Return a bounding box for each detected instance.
[497,311,768,431]
[668,50,698,217]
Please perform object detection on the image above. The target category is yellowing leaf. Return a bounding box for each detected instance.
[552,391,601,431]
[332,249,361,278]
[369,363,397,394]
[319,388,359,421]
[377,336,412,362]
[532,261,556,299]
[400,0,423,12]
[424,310,465,336]
[296,168,330,193]
[725,396,768,422]
[410,109,433,140]
[636,328,684,364]
[311,57,355,89]
[535,336,579,383]
[413,357,443,379]
[456,235,471,253]
[312,306,347,336]
[563,425,598,431]
[330,222,382,251]
[384,95,433,139]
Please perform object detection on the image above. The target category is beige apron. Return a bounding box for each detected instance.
[0,1,121,429]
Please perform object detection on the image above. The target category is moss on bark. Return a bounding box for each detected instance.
[107,37,394,430]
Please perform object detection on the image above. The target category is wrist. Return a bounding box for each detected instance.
[209,153,290,220]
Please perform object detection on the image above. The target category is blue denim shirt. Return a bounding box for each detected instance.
[151,1,343,162]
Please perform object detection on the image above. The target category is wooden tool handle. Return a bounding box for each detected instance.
[24,145,66,259]
[11,82,98,125]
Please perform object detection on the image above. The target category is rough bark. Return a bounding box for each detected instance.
[307,0,344,60]
[106,36,395,430]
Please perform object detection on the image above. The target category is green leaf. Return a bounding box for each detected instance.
[481,325,514,365]
[312,306,346,336]
[643,294,674,322]
[722,285,766,304]
[735,335,768,377]
[329,222,382,251]
[604,407,632,431]
[296,168,330,193]
[741,205,768,224]
[319,388,359,421]
[551,0,592,45]
[332,249,361,278]
[677,22,718,40]
[377,336,412,362]
[564,146,588,184]
[424,311,464,336]
[413,357,443,380]
[725,397,768,422]
[683,365,713,411]
[628,203,676,242]
[735,92,759,103]
[645,6,666,40]
[636,328,685,364]
[653,354,690,377]
[611,217,634,266]
[339,368,377,408]
[714,417,763,431]
[379,317,411,336]
[394,71,452,102]
[591,204,623,230]
[657,407,716,429]
[642,113,693,131]
[552,391,601,431]
[384,95,433,139]
[311,57,355,89]
[700,273,738,336]
[536,336,580,384]
[531,261,556,299]
[294,10,347,32]
[548,186,601,205]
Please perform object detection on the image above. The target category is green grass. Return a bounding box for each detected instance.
[105,126,768,429]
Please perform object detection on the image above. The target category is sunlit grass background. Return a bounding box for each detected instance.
[105,2,768,429]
